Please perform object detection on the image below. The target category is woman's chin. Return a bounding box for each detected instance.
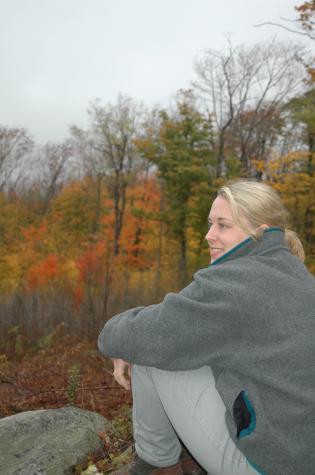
[210,251,224,262]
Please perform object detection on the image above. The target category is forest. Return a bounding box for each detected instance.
[0,3,314,469]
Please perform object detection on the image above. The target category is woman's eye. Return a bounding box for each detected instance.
[207,222,229,230]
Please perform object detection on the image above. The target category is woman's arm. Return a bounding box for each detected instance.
[98,266,242,371]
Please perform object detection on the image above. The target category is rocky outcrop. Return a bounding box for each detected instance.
[0,406,110,475]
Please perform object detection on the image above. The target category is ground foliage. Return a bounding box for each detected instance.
[0,331,131,421]
[74,406,134,474]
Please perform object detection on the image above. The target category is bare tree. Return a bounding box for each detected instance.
[0,126,34,193]
[193,38,308,176]
[37,141,72,216]
[71,94,146,254]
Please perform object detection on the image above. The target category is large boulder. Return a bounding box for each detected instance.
[0,406,110,475]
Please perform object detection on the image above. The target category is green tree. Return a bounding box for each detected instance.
[287,88,315,176]
[138,90,215,283]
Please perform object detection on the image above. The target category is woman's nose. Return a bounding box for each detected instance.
[205,225,216,242]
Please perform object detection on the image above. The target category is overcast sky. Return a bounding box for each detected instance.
[0,0,313,144]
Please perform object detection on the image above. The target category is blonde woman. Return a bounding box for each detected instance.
[98,179,314,475]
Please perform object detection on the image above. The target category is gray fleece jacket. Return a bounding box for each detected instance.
[98,229,315,475]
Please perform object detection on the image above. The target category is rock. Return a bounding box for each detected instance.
[0,406,110,475]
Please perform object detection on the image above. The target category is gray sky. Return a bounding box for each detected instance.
[0,0,312,144]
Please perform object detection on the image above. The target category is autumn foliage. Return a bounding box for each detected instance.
[0,30,314,432]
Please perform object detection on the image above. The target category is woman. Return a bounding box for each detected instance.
[98,179,315,475]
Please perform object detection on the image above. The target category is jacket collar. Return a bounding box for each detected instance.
[210,228,289,267]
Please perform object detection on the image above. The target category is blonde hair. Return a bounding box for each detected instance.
[217,179,305,262]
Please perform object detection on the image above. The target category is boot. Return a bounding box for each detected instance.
[180,447,206,475]
[110,455,184,475]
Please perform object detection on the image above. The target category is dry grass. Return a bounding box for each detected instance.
[0,333,132,419]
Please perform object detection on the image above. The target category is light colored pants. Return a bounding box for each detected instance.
[131,365,258,475]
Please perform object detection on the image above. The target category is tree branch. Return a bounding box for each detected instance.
[254,21,315,39]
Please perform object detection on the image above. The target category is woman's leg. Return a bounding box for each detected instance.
[132,365,182,467]
[131,365,258,475]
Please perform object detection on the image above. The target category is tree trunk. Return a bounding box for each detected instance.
[179,230,187,286]
[92,174,102,234]
[216,132,225,178]
[307,134,314,177]
[113,179,126,256]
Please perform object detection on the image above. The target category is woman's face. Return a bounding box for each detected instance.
[205,196,250,263]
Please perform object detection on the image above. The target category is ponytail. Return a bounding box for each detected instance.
[284,229,305,262]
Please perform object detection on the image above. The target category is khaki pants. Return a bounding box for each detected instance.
[131,365,259,475]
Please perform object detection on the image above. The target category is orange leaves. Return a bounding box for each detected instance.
[76,241,106,284]
[26,255,59,291]
[118,178,162,270]
[295,1,315,30]
[0,173,168,309]
[21,223,47,244]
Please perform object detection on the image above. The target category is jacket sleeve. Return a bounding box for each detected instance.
[97,266,242,371]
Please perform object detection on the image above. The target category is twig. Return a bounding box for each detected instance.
[101,367,114,377]
[11,385,121,396]
[254,21,315,39]
[0,370,42,403]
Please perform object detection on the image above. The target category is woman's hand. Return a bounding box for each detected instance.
[111,358,131,391]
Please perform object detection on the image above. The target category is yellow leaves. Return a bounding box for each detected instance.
[252,151,314,180]
[0,253,22,295]
[0,147,314,305]
[251,149,315,270]
[60,260,80,286]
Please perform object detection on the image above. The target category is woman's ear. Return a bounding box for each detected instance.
[256,224,269,233]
